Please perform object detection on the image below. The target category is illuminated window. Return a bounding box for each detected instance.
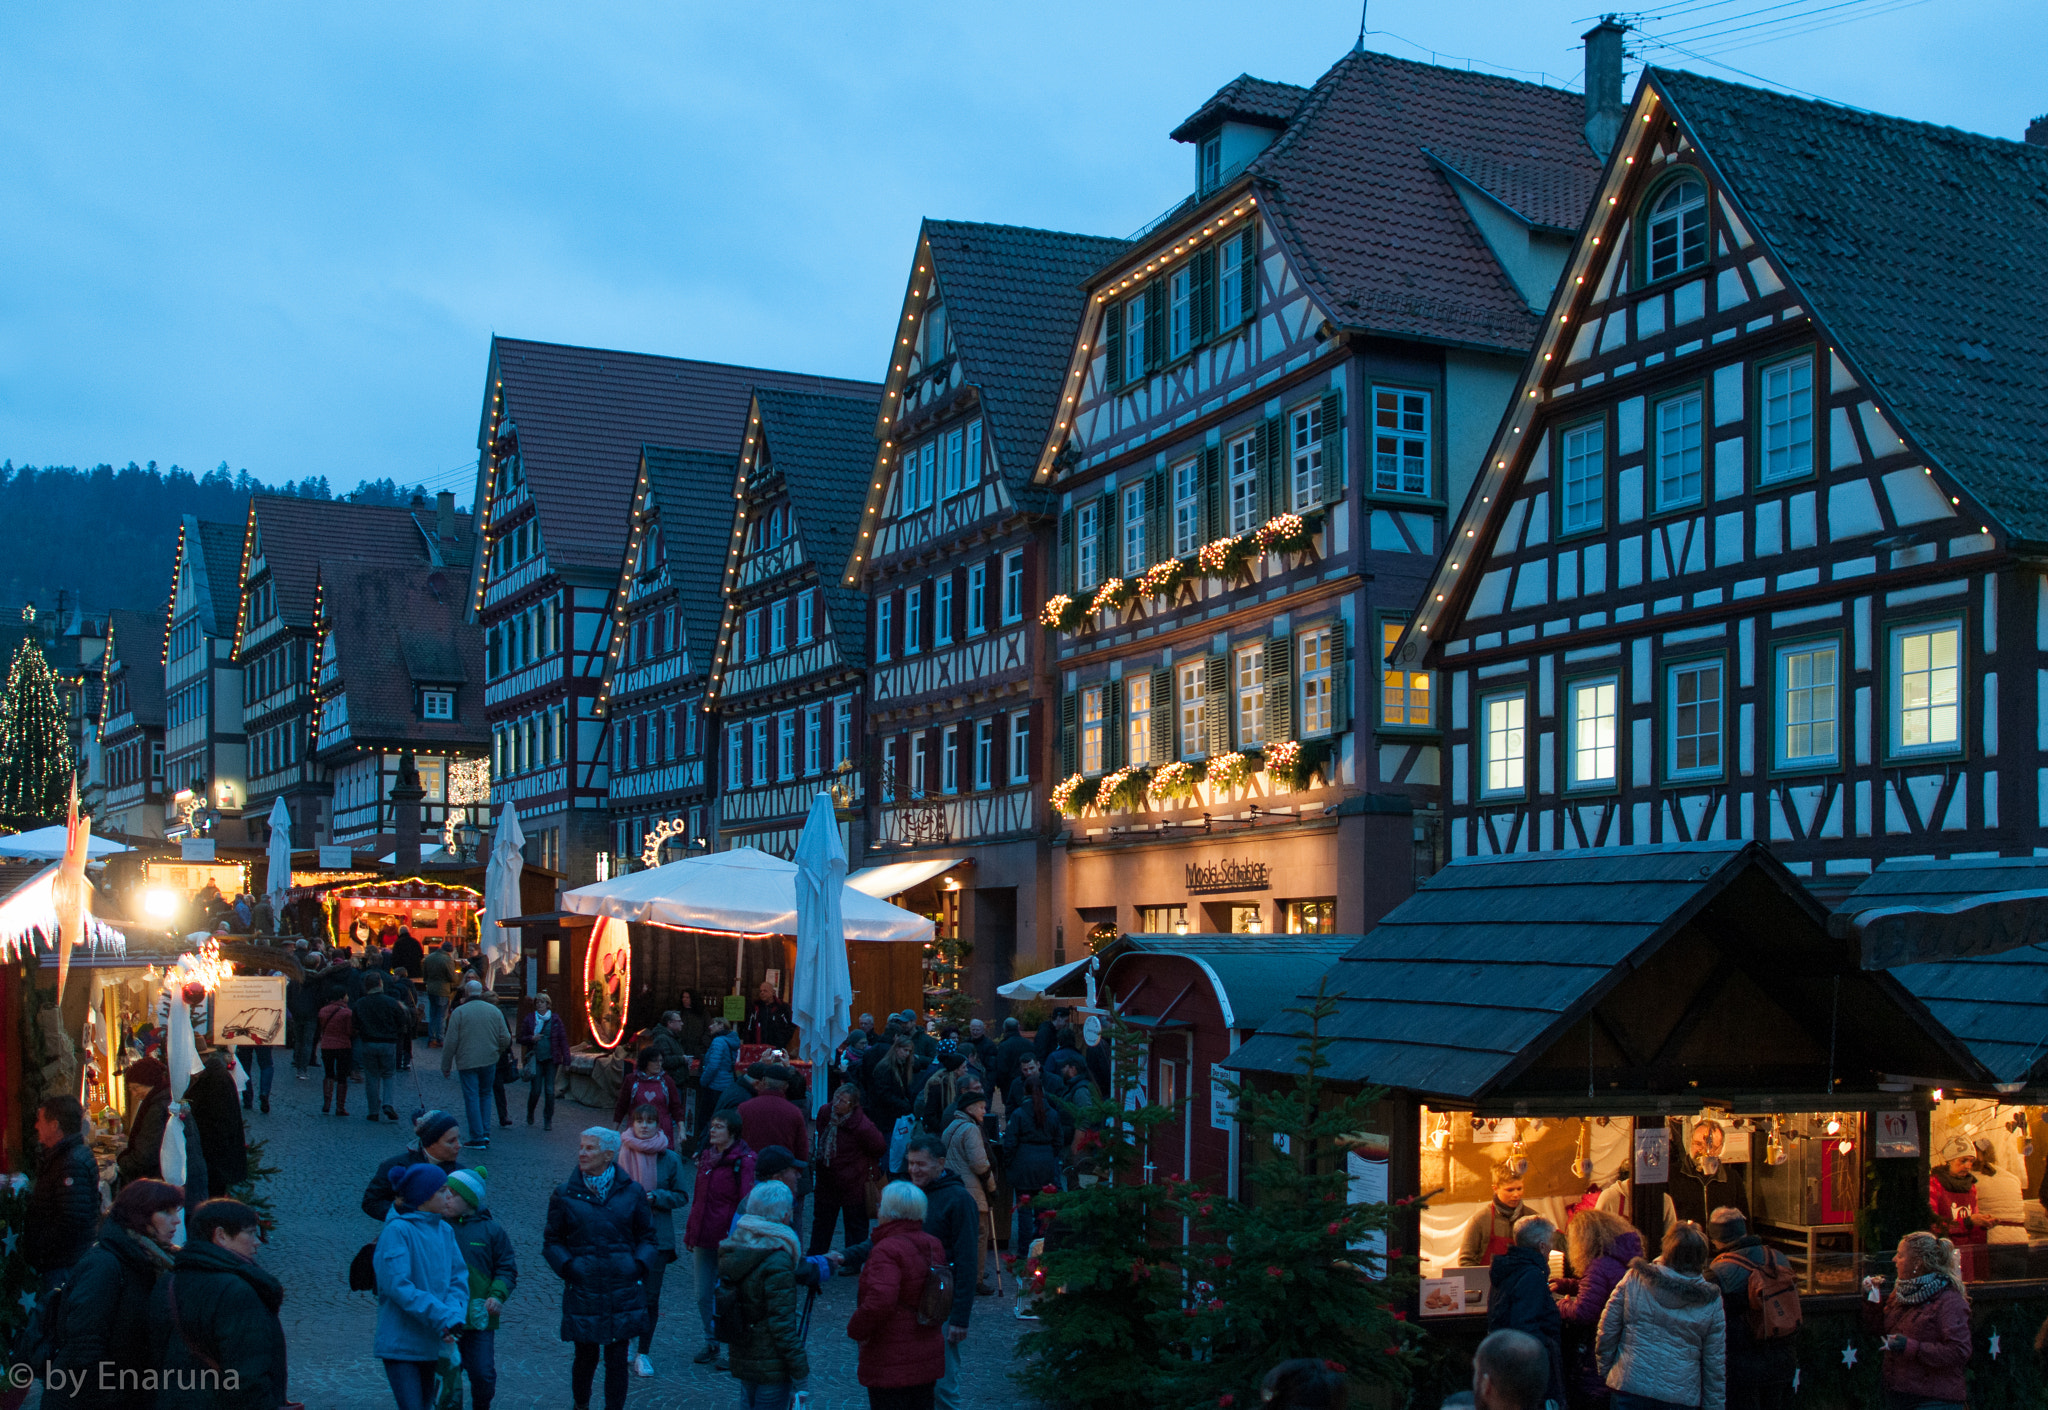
[1567,677,1619,788]
[1285,899,1335,934]
[1892,622,1961,755]
[1080,687,1105,776]
[1777,641,1839,767]
[1126,673,1152,766]
[1380,621,1432,728]
[1481,692,1527,796]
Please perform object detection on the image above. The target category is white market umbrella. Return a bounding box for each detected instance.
[792,792,854,1087]
[562,846,933,943]
[264,796,293,921]
[481,803,526,980]
[0,824,129,861]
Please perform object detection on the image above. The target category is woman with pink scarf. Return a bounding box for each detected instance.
[618,1103,690,1378]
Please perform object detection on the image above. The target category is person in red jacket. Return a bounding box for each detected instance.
[682,1111,755,1370]
[739,1067,812,1169]
[612,1046,687,1141]
[317,992,355,1116]
[813,1084,887,1255]
[1862,1229,1971,1408]
[847,1180,948,1410]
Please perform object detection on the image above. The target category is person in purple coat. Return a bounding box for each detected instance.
[1556,1207,1643,1407]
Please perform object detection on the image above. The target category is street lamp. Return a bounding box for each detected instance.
[456,819,484,862]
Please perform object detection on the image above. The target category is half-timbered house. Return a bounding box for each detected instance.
[845,220,1126,1009]
[1029,49,1603,949]
[600,447,730,868]
[312,557,489,855]
[235,493,470,849]
[98,608,167,840]
[472,337,876,880]
[162,517,246,840]
[707,387,883,858]
[1397,71,2048,895]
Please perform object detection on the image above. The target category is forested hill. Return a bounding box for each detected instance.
[0,461,462,616]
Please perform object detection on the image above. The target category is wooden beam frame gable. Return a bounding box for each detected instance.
[845,228,943,588]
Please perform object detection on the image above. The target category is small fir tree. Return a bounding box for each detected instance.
[1156,983,1418,1407]
[1013,1010,1187,1410]
[0,640,73,823]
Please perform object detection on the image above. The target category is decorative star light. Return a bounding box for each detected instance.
[0,1227,14,1256]
[1990,1330,2002,1359]
[17,1289,35,1314]
[1841,1344,1857,1368]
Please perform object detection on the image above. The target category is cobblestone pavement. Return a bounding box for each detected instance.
[239,1058,1040,1409]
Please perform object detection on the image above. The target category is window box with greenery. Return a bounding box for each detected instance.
[1253,509,1323,556]
[1150,758,1203,804]
[1205,749,1253,792]
[1137,557,1190,604]
[1096,763,1151,813]
[1089,577,1136,618]
[1050,772,1098,817]
[1039,594,1086,633]
[1196,535,1256,583]
[1263,737,1328,790]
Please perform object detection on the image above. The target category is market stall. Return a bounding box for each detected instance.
[304,875,483,955]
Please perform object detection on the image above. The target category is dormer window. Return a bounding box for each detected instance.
[422,689,454,721]
[1646,177,1708,282]
[1200,133,1222,194]
[924,302,948,364]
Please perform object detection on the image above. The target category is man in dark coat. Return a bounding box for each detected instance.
[183,1053,248,1197]
[390,927,425,980]
[350,974,411,1123]
[834,1134,978,1409]
[47,1179,182,1409]
[362,1110,466,1221]
[1707,1207,1799,1410]
[25,1095,100,1285]
[991,1017,1033,1098]
[544,1128,655,1410]
[1486,1214,1566,1410]
[148,1199,287,1410]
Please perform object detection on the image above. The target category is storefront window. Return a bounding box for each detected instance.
[1285,899,1335,933]
[1137,904,1189,934]
[1228,903,1263,934]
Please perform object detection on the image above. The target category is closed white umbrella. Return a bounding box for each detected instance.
[264,796,293,923]
[791,792,853,1090]
[481,803,526,980]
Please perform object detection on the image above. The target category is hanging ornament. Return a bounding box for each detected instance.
[1989,1330,2001,1359]
[1841,1343,1857,1368]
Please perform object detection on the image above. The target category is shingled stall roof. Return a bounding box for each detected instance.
[1240,48,1602,353]
[318,560,487,745]
[1834,859,2048,1086]
[750,387,885,672]
[247,497,472,634]
[106,609,167,726]
[640,446,742,672]
[1225,842,1983,1106]
[1652,69,2048,544]
[485,337,880,576]
[1108,933,1356,1032]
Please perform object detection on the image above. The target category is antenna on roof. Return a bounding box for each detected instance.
[1355,0,1368,52]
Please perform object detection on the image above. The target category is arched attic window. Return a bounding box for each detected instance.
[1644,176,1708,282]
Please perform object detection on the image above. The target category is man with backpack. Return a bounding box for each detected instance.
[1706,1206,1800,1410]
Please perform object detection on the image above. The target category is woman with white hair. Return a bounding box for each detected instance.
[719,1180,809,1406]
[848,1180,948,1408]
[543,1126,657,1410]
[1487,1214,1565,1409]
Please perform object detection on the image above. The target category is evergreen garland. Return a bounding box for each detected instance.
[0,640,74,823]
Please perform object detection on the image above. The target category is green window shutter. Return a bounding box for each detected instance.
[1103,303,1122,392]
[1057,510,1074,595]
[1205,656,1230,756]
[1144,472,1165,564]
[1060,691,1078,776]
[1101,488,1121,579]
[1258,416,1284,523]
[1318,388,1345,506]
[1330,620,1350,733]
[1239,222,1260,325]
[1192,246,1216,345]
[1146,277,1168,373]
[1200,445,1222,544]
[1266,633,1293,744]
[1105,680,1124,771]
[1150,666,1173,762]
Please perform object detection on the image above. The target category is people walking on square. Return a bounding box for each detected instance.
[185,1052,248,1199]
[236,1038,277,1116]
[353,973,410,1123]
[148,1198,289,1410]
[812,1083,885,1256]
[288,954,323,1078]
[1861,1230,1970,1410]
[423,942,456,1046]
[617,1105,689,1378]
[846,1180,947,1410]
[42,1178,181,1409]
[1486,1215,1564,1409]
[319,985,356,1115]
[24,1096,100,1291]
[364,1111,466,1221]
[444,1167,517,1410]
[612,1046,687,1142]
[720,1179,810,1409]
[441,981,511,1148]
[1259,1358,1350,1410]
[942,1090,995,1294]
[1000,1076,1067,1256]
[684,1111,756,1369]
[519,992,570,1131]
[544,1127,655,1410]
[372,1164,469,1410]
[1556,1206,1641,1408]
[1474,1329,1552,1410]
[698,1018,743,1140]
[1595,1221,1727,1410]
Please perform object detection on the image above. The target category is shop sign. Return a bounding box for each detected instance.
[1874,1110,1922,1157]
[1345,1135,1390,1263]
[319,845,354,869]
[1633,1127,1671,1184]
[181,837,216,862]
[1210,1074,1236,1131]
[212,976,288,1046]
[1185,858,1270,893]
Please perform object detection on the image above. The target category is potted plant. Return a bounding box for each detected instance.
[1263,738,1329,790]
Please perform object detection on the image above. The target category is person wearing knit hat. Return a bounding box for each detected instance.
[363,1110,466,1222]
[374,1164,470,1410]
[444,1165,518,1410]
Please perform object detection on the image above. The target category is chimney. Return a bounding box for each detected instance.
[391,750,425,872]
[1583,16,1630,157]
[436,490,456,541]
[2028,115,2048,147]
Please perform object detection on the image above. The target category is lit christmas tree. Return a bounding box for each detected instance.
[0,639,75,822]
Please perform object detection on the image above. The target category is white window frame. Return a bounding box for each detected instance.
[919,442,937,509]
[1654,391,1705,510]
[1299,629,1333,737]
[1172,459,1199,557]
[1775,639,1841,769]
[1289,403,1323,511]
[803,704,822,775]
[1235,644,1265,749]
[1565,676,1619,791]
[1647,178,1708,282]
[751,718,769,786]
[1081,686,1105,776]
[1178,662,1207,760]
[1890,620,1963,758]
[1123,485,1147,575]
[966,563,987,636]
[1666,658,1725,781]
[1127,673,1152,767]
[965,420,982,489]
[1218,230,1246,329]
[1008,709,1030,784]
[904,585,923,655]
[1123,292,1147,384]
[934,577,954,647]
[941,429,963,499]
[1001,551,1024,624]
[422,689,454,721]
[1561,420,1605,534]
[1077,502,1101,590]
[1168,267,1192,360]
[1228,434,1257,535]
[941,725,959,795]
[832,697,853,767]
[1372,388,1430,497]
[910,733,927,796]
[1481,691,1528,798]
[726,724,744,790]
[1759,355,1815,486]
[744,609,761,661]
[796,589,815,644]
[769,599,787,654]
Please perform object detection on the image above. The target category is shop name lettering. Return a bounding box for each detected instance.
[1185,859,1270,893]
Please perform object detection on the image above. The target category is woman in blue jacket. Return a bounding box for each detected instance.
[697,1017,742,1140]
[373,1164,471,1410]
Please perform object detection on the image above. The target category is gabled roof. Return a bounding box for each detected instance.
[1425,147,1599,232]
[317,559,486,746]
[242,498,469,640]
[1110,933,1355,1032]
[1244,48,1600,351]
[192,521,245,639]
[640,446,741,666]
[105,609,166,726]
[1169,74,1312,142]
[481,337,880,576]
[1224,842,1979,1098]
[1649,70,2048,543]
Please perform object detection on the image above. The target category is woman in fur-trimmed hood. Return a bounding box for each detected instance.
[1595,1221,1727,1410]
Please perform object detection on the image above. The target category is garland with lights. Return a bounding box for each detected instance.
[0,640,74,824]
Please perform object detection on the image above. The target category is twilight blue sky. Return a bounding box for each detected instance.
[2,1,2040,497]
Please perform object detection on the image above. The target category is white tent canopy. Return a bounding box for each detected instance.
[996,956,1094,1001]
[0,826,129,861]
[562,847,933,943]
[845,857,967,899]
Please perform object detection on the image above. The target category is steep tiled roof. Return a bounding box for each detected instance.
[318,559,487,746]
[193,521,246,639]
[754,388,885,671]
[106,608,166,726]
[925,221,1130,488]
[1170,74,1312,142]
[641,446,741,668]
[1245,49,1601,352]
[1653,69,2048,543]
[485,337,879,575]
[1424,147,1601,232]
[248,498,472,633]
